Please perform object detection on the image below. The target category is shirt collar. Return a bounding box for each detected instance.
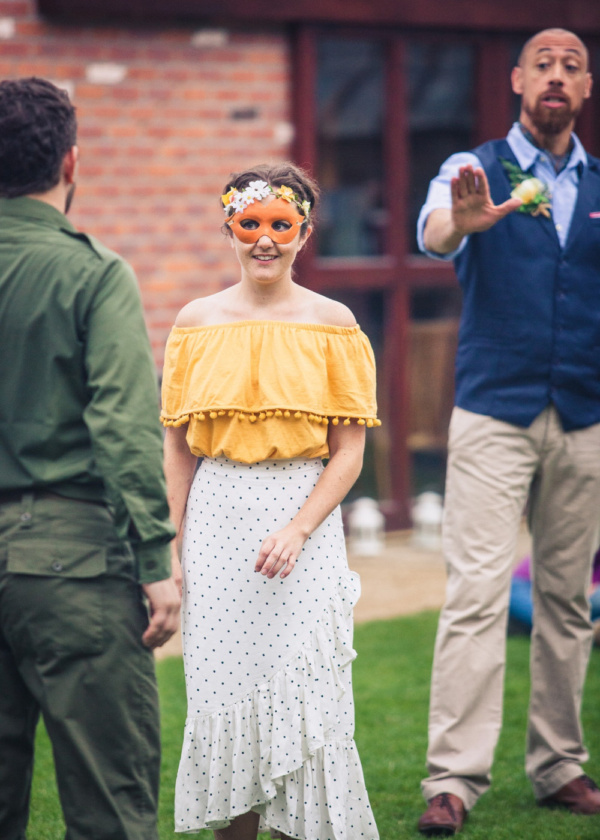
[0,195,77,233]
[506,121,587,174]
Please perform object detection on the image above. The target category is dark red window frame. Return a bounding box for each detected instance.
[291,25,600,526]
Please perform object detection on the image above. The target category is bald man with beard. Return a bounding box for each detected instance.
[416,29,600,834]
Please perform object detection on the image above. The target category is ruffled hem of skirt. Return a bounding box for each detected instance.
[175,570,378,839]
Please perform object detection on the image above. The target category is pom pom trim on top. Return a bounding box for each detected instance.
[161,408,382,429]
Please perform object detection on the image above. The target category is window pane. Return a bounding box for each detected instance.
[316,38,386,257]
[407,42,475,253]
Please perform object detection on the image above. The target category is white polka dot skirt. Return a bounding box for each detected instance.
[175,456,379,839]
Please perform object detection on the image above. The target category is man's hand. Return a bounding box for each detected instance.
[450,165,523,235]
[141,577,181,649]
[424,165,523,255]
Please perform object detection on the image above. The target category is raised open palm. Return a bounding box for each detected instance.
[451,164,523,234]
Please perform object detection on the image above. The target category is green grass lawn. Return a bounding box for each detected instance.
[29,611,600,839]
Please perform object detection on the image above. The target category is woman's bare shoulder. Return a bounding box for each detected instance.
[174,290,230,327]
[304,289,357,327]
[174,299,204,328]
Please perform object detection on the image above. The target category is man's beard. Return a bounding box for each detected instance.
[64,182,76,214]
[524,95,578,136]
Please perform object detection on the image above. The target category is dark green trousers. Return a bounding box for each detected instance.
[0,494,161,840]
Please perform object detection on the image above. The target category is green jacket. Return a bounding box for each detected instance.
[0,197,175,582]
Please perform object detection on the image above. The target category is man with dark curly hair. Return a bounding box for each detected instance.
[0,77,180,840]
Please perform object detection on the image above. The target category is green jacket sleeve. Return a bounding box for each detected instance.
[82,254,175,583]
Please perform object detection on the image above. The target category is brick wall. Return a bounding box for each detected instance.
[0,0,292,362]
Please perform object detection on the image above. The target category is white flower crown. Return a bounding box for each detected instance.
[221,179,311,221]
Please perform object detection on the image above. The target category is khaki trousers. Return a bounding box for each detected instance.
[422,406,600,811]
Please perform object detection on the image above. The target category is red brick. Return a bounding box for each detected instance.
[0,42,35,57]
[75,84,107,99]
[122,146,155,158]
[83,105,122,119]
[111,87,140,101]
[62,44,108,60]
[1,3,290,366]
[0,2,30,15]
[15,19,45,35]
[78,125,107,138]
[108,124,139,138]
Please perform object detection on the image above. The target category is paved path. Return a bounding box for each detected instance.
[156,525,532,660]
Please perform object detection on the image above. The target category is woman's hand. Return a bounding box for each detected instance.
[255,422,365,581]
[255,524,309,580]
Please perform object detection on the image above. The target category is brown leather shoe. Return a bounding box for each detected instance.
[418,792,467,835]
[539,775,600,815]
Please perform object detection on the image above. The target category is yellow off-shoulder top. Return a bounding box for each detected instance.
[160,320,380,463]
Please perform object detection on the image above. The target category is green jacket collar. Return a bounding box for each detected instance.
[0,196,77,233]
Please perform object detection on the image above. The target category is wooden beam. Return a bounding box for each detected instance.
[36,0,600,31]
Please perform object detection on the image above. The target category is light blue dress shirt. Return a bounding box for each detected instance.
[417,122,588,258]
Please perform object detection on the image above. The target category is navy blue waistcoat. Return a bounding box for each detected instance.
[453,138,600,431]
